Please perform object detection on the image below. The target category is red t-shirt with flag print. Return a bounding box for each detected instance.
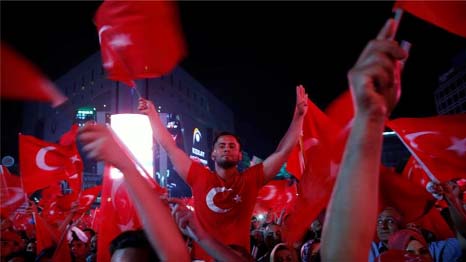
[187,161,265,261]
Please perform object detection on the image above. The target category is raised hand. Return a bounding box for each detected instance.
[78,122,133,171]
[169,198,203,241]
[138,98,157,116]
[348,19,408,118]
[295,84,308,116]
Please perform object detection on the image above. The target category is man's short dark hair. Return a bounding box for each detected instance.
[109,229,159,261]
[212,131,242,151]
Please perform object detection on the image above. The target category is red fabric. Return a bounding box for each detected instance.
[0,43,66,106]
[60,124,84,196]
[34,211,59,256]
[0,165,27,217]
[376,250,430,262]
[97,165,142,262]
[387,114,466,183]
[411,207,454,240]
[255,179,297,215]
[19,134,83,194]
[325,90,354,128]
[186,162,264,261]
[286,98,345,179]
[94,0,186,86]
[388,229,427,250]
[401,156,431,189]
[33,211,72,261]
[394,1,466,38]
[379,165,434,223]
[284,97,349,244]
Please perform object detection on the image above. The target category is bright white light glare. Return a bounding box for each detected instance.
[383,131,396,136]
[257,214,265,220]
[110,114,154,180]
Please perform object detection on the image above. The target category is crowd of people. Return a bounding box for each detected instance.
[2,17,465,262]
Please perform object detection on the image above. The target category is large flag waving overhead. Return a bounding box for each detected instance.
[387,114,466,183]
[394,1,466,38]
[283,97,348,244]
[0,43,67,106]
[19,134,83,194]
[94,0,186,87]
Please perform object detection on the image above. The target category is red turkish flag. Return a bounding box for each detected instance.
[97,165,142,262]
[94,0,186,87]
[378,165,435,222]
[19,134,83,194]
[255,179,297,215]
[0,43,67,106]
[0,165,27,217]
[394,1,466,38]
[34,211,59,256]
[387,114,466,183]
[325,90,354,129]
[283,96,348,244]
[33,211,72,262]
[401,156,432,189]
[60,125,84,195]
[286,97,345,179]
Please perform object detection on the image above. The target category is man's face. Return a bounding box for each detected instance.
[212,135,242,168]
[376,208,402,242]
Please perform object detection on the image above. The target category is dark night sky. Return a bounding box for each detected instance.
[2,1,466,158]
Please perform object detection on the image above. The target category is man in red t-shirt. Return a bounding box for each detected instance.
[139,86,308,261]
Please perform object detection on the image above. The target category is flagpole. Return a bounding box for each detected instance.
[133,85,143,99]
[390,8,404,41]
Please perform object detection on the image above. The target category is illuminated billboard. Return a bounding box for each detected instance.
[110,114,154,180]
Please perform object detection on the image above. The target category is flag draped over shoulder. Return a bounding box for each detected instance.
[94,0,186,87]
[0,43,67,106]
[387,114,466,183]
[394,1,466,38]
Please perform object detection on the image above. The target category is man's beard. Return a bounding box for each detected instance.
[216,158,239,169]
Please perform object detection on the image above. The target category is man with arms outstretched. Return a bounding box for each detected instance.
[138,86,308,261]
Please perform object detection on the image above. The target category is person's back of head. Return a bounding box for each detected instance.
[109,230,159,262]
[270,243,297,262]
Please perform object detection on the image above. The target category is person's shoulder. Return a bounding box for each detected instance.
[429,237,459,248]
[242,162,264,174]
[428,238,461,261]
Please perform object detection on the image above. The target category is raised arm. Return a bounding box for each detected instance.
[321,19,407,261]
[442,181,466,252]
[170,198,251,262]
[138,98,192,181]
[78,123,190,262]
[262,85,308,183]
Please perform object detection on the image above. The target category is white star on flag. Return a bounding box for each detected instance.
[109,34,132,48]
[233,194,242,203]
[446,137,466,157]
[70,155,81,163]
